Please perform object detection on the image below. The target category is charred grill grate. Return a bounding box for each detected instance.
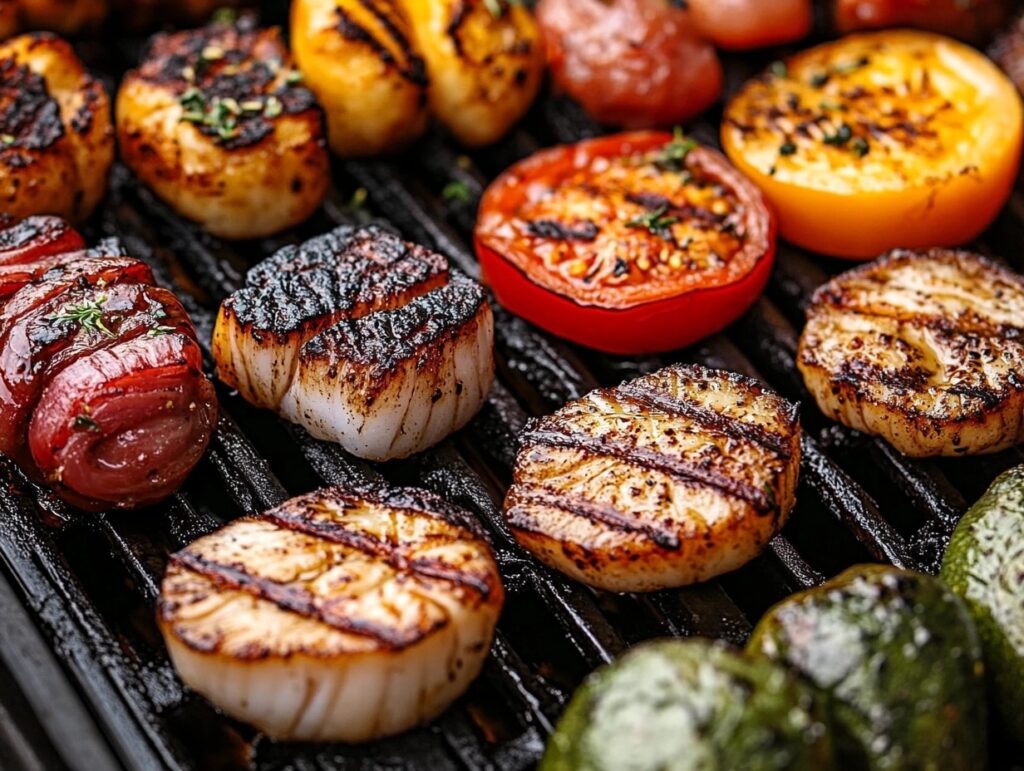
[2,4,1023,769]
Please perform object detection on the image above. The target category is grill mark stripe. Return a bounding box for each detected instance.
[615,383,794,460]
[808,304,1024,340]
[172,551,434,648]
[519,428,772,512]
[336,6,427,87]
[356,0,428,87]
[508,489,681,550]
[263,508,493,597]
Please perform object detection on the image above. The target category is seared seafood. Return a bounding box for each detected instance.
[117,14,328,239]
[505,364,801,593]
[0,33,113,223]
[213,225,494,461]
[158,484,503,742]
[798,249,1024,457]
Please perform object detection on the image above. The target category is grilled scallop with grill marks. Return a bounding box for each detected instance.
[798,249,1024,457]
[212,225,495,461]
[117,14,328,239]
[0,33,113,223]
[398,0,544,147]
[505,364,801,593]
[158,484,504,742]
[290,0,430,156]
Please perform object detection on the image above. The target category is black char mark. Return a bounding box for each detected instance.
[526,219,599,242]
[336,3,428,87]
[225,225,448,337]
[0,57,63,161]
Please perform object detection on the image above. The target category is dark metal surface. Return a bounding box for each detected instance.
[2,4,1023,769]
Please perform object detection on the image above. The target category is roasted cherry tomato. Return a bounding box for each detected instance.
[835,0,1011,43]
[722,31,1023,259]
[474,132,776,355]
[689,0,812,50]
[535,0,722,128]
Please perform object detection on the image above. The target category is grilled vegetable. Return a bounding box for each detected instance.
[475,132,775,354]
[0,33,113,223]
[688,0,812,50]
[504,364,800,593]
[535,0,722,128]
[941,465,1024,742]
[398,0,543,147]
[798,249,1024,457]
[158,484,504,742]
[749,565,987,771]
[213,225,494,461]
[117,14,329,239]
[290,0,430,156]
[722,30,1023,259]
[542,639,835,771]
[835,0,1012,43]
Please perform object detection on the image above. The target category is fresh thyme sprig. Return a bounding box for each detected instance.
[625,206,680,240]
[48,296,114,337]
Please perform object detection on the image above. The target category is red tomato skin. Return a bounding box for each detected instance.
[536,0,723,128]
[688,0,812,50]
[477,236,775,355]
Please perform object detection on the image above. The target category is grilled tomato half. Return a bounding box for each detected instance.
[723,31,1023,259]
[474,131,775,354]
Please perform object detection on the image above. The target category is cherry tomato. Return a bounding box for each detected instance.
[475,132,776,355]
[835,0,1011,43]
[722,30,1023,259]
[688,0,812,50]
[535,0,722,128]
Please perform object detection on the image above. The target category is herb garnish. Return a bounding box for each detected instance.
[625,206,679,239]
[653,127,697,172]
[770,61,788,79]
[148,325,176,337]
[851,136,870,157]
[179,86,284,143]
[49,296,114,337]
[0,134,13,146]
[442,180,472,204]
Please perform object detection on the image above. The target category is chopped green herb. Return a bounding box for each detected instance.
[201,45,225,61]
[653,127,698,172]
[263,96,283,119]
[770,60,788,79]
[147,325,176,337]
[819,99,847,112]
[823,122,853,146]
[211,7,238,23]
[833,56,870,75]
[348,187,368,210]
[779,142,797,156]
[0,134,13,146]
[625,206,679,240]
[442,180,472,204]
[72,414,101,433]
[763,482,777,511]
[284,69,304,85]
[48,296,114,337]
[851,136,870,157]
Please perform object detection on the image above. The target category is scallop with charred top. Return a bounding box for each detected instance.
[116,14,329,239]
[798,249,1024,457]
[213,225,495,461]
[291,0,430,156]
[0,34,113,223]
[398,0,543,147]
[504,364,801,593]
[158,484,504,742]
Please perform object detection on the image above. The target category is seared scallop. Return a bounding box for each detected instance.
[798,249,1024,457]
[290,0,430,156]
[117,14,329,239]
[505,364,801,593]
[398,0,544,147]
[212,225,495,460]
[0,34,113,223]
[158,484,504,742]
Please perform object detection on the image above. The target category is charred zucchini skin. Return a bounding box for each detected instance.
[748,565,987,771]
[941,465,1024,742]
[540,639,835,771]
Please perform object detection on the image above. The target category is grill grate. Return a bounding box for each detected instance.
[2,5,1023,769]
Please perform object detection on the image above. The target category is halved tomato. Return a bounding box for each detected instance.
[723,30,1023,260]
[474,132,776,355]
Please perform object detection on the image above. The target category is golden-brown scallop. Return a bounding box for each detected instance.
[398,0,544,147]
[116,15,329,239]
[0,33,113,223]
[16,0,107,35]
[290,0,429,156]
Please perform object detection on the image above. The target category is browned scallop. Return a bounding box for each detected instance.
[116,14,329,239]
[398,0,544,147]
[798,249,1024,457]
[290,0,430,156]
[504,364,801,593]
[158,484,504,742]
[0,33,113,223]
